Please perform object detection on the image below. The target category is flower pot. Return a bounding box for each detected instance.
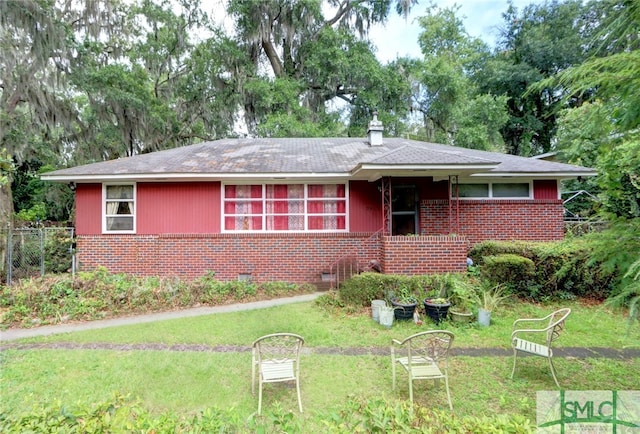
[371,300,386,323]
[379,306,395,328]
[449,309,474,324]
[391,299,417,321]
[477,308,491,327]
[423,299,451,324]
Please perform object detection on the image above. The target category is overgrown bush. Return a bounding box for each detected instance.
[0,267,316,328]
[0,394,535,433]
[469,238,618,300]
[43,229,74,274]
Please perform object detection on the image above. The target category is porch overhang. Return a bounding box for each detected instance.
[468,171,598,180]
[350,163,499,182]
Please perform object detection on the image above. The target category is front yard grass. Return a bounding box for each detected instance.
[1,297,639,431]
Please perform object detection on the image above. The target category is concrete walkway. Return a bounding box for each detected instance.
[1,293,639,359]
[0,292,324,342]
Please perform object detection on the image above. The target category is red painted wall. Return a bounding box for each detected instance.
[138,182,220,234]
[534,180,559,199]
[75,184,102,234]
[349,181,383,231]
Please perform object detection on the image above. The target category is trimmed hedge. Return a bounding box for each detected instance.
[337,272,460,307]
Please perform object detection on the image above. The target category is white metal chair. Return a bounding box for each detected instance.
[391,330,455,409]
[251,333,304,415]
[510,308,571,387]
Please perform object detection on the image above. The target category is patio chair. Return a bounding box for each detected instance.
[391,330,455,409]
[510,308,571,388]
[251,333,304,415]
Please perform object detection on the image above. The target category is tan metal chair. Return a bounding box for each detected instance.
[391,330,455,409]
[510,308,571,387]
[251,333,304,415]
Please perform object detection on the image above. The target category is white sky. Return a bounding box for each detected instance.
[369,0,546,62]
[203,0,545,63]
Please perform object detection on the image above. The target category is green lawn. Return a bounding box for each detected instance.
[1,298,639,430]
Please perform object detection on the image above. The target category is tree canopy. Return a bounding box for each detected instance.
[0,0,638,227]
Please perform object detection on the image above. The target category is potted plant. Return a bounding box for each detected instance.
[423,274,453,323]
[448,279,476,324]
[389,283,418,321]
[475,282,510,326]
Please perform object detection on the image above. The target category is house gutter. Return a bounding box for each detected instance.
[40,172,352,183]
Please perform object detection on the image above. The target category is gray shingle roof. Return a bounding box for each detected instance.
[41,137,596,181]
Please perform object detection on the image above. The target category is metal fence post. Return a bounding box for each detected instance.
[40,226,45,276]
[7,224,12,286]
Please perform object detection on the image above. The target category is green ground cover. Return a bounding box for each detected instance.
[1,297,639,432]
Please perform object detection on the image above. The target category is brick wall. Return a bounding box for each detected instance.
[77,233,380,283]
[420,199,564,244]
[381,235,468,275]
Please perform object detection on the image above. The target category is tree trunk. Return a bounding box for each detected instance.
[0,180,13,280]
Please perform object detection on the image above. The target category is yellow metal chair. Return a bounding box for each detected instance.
[391,330,455,409]
[510,308,571,387]
[251,333,304,415]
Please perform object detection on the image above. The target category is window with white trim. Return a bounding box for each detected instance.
[223,184,347,232]
[453,182,531,199]
[103,184,135,232]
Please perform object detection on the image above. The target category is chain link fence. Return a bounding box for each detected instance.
[1,227,75,285]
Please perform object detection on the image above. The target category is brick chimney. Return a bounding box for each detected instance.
[367,111,384,146]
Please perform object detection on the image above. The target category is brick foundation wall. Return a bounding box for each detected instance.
[77,233,380,283]
[420,199,564,244]
[381,235,468,275]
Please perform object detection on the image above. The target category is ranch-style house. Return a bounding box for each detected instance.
[42,116,596,287]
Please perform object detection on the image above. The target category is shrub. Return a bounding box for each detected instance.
[469,238,619,301]
[337,273,466,307]
[480,254,535,295]
[337,272,388,306]
[43,229,74,274]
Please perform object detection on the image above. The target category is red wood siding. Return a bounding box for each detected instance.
[533,180,559,199]
[75,183,102,235]
[349,181,383,232]
[137,182,220,234]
